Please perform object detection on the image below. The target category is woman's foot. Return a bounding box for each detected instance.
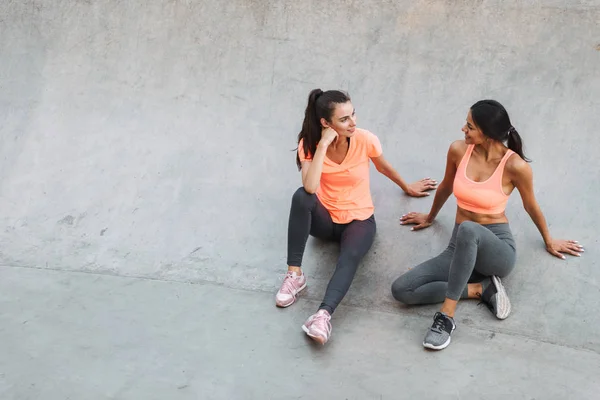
[423,312,456,350]
[480,276,511,319]
[275,271,307,307]
[302,309,332,345]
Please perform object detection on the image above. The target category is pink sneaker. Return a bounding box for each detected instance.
[275,271,307,308]
[301,310,332,345]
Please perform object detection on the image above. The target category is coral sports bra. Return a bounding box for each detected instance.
[453,145,515,214]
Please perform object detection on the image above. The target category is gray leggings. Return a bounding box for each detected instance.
[391,221,516,304]
[287,187,376,315]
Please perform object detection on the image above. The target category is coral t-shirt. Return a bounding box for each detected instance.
[298,128,382,224]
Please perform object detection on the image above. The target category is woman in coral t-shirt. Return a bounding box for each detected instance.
[275,88,437,345]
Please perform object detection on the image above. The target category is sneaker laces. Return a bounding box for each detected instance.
[431,312,446,334]
[280,273,300,295]
[312,311,332,335]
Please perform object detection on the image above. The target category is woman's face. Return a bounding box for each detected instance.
[462,110,486,145]
[322,101,357,138]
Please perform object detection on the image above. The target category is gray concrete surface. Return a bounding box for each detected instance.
[1,0,599,399]
[2,266,599,400]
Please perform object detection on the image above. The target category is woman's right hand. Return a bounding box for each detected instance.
[400,212,432,231]
[319,127,339,148]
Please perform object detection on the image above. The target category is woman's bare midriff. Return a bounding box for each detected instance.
[455,206,509,225]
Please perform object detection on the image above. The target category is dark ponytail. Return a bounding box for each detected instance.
[506,126,528,162]
[470,100,530,162]
[295,89,351,170]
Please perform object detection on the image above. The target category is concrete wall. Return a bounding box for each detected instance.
[1,0,599,351]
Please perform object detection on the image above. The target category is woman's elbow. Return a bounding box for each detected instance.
[523,204,536,216]
[375,164,388,175]
[302,182,318,194]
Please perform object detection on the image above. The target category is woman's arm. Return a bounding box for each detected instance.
[301,128,338,194]
[371,155,437,197]
[301,147,327,194]
[510,158,584,259]
[400,141,461,230]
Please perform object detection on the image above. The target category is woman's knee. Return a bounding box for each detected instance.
[291,187,316,209]
[456,221,480,242]
[391,275,415,304]
[337,242,371,273]
[340,246,363,263]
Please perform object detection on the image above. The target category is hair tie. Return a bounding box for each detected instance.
[508,126,516,136]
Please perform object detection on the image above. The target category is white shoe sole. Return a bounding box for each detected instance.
[423,337,451,350]
[275,281,307,308]
[491,275,511,320]
[423,322,455,350]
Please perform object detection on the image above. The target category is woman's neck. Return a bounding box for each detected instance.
[474,140,506,161]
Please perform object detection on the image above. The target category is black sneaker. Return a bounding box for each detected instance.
[423,312,456,350]
[480,276,511,320]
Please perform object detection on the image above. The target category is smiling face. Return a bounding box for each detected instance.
[321,101,357,138]
[462,110,487,145]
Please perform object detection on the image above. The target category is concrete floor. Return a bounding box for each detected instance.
[1,1,599,399]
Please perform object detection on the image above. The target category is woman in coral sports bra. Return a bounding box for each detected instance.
[392,100,584,350]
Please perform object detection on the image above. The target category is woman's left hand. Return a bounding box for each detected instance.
[406,178,438,197]
[545,239,584,259]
